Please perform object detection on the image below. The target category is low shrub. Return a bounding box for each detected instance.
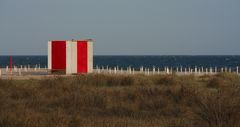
[0,73,239,127]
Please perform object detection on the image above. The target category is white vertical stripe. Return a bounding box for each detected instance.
[88,41,93,73]
[48,41,52,70]
[71,41,77,74]
[66,41,72,74]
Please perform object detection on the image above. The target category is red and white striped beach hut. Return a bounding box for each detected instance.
[48,40,93,74]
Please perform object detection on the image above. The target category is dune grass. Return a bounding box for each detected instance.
[0,73,240,127]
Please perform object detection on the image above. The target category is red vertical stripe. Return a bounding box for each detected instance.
[52,41,66,71]
[10,56,12,73]
[77,41,88,73]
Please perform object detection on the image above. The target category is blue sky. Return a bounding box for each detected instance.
[0,0,240,55]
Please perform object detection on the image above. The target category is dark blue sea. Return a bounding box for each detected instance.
[0,56,240,69]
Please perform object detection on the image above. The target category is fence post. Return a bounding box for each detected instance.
[114,67,117,74]
[166,67,169,74]
[225,67,228,72]
[24,65,27,72]
[34,64,37,71]
[14,66,17,72]
[140,66,143,73]
[19,68,21,76]
[194,66,197,75]
[210,67,213,75]
[153,66,156,75]
[237,66,239,74]
[6,66,8,72]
